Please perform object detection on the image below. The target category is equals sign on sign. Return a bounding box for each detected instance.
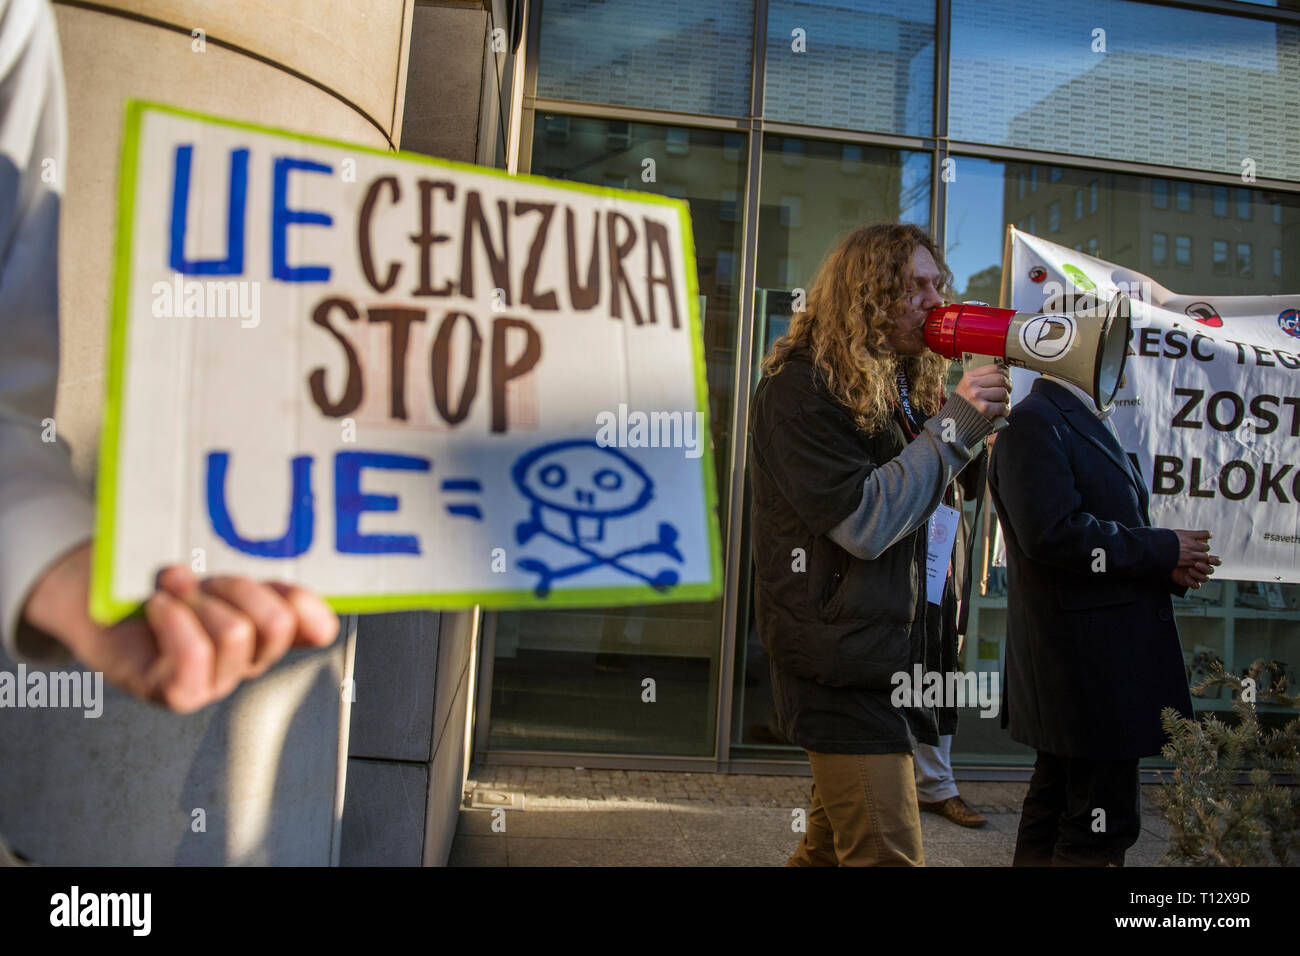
[441,478,483,520]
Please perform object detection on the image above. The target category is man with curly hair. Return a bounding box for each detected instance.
[748,222,1007,866]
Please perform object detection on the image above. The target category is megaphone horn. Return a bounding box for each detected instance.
[923,293,1132,417]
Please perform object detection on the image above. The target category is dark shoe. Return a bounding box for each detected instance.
[919,795,987,828]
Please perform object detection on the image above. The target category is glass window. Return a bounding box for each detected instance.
[1213,186,1229,217]
[764,0,934,135]
[717,248,736,285]
[606,121,631,149]
[491,115,750,757]
[1175,235,1192,268]
[1050,166,1063,182]
[1153,180,1168,209]
[780,194,802,229]
[949,0,1300,180]
[1176,181,1192,212]
[537,0,754,116]
[733,135,932,754]
[1238,242,1254,276]
[721,188,740,222]
[1048,201,1061,232]
[723,133,745,162]
[947,160,1300,327]
[1237,188,1254,220]
[1152,232,1168,266]
[1089,180,1098,214]
[544,115,571,143]
[1276,247,1284,278]
[1074,188,1083,220]
[1018,172,1026,199]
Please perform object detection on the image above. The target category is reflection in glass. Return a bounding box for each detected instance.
[487,116,747,756]
[754,135,930,292]
[950,0,1300,180]
[536,0,754,116]
[945,157,1300,302]
[764,0,934,136]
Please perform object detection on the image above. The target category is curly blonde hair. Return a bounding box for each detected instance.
[763,222,952,434]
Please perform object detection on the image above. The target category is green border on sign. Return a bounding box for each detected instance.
[90,100,723,624]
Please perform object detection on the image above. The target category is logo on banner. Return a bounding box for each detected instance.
[1279,309,1300,339]
[1019,313,1077,361]
[1185,302,1223,327]
[1028,266,1047,284]
[1062,264,1097,292]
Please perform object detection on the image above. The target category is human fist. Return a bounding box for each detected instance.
[955,363,1012,422]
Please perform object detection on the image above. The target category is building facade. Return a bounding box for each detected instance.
[472,0,1300,774]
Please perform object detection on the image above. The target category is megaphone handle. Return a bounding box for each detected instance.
[963,353,1010,432]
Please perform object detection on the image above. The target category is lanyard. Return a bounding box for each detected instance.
[895,368,924,439]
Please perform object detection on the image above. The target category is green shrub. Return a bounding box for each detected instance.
[1154,659,1300,866]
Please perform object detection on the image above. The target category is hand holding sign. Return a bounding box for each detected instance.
[24,542,338,712]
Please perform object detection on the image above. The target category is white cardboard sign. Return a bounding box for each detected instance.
[91,102,721,621]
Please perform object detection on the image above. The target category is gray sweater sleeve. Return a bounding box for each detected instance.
[827,394,993,560]
[0,0,93,665]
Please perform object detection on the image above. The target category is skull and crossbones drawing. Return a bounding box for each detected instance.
[511,439,682,598]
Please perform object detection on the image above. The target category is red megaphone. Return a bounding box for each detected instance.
[923,296,1132,411]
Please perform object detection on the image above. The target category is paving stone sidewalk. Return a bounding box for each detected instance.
[450,765,1174,866]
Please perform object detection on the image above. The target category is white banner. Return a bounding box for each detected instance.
[91,102,721,621]
[1007,226,1300,583]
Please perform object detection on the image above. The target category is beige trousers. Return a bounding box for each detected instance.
[787,750,924,866]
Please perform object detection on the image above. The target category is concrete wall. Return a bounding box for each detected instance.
[336,0,514,868]
[0,0,420,866]
[340,608,479,866]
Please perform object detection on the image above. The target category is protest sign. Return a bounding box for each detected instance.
[1007,226,1300,583]
[91,101,721,622]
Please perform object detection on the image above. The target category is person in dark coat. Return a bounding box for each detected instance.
[749,223,1008,866]
[988,375,1220,866]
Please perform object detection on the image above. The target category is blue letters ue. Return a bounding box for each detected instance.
[169,145,248,275]
[205,451,430,559]
[207,451,313,557]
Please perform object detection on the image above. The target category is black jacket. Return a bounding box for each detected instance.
[988,378,1194,760]
[748,352,952,753]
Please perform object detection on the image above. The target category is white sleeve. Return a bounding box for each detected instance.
[0,0,94,664]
